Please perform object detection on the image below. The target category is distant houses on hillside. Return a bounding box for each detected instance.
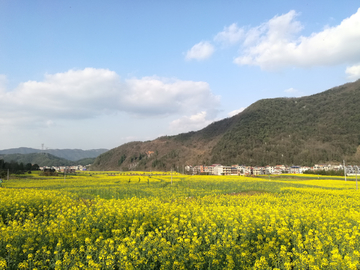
[186,163,359,176]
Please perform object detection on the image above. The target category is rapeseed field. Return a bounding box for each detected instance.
[1,172,360,269]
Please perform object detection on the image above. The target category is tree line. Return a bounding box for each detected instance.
[0,159,39,178]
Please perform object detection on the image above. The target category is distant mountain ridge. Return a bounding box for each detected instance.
[91,79,360,171]
[0,147,108,161]
[0,152,96,167]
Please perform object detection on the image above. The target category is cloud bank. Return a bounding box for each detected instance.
[234,8,360,70]
[0,68,220,129]
[186,8,360,77]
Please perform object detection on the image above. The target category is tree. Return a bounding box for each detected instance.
[32,164,40,170]
[25,163,32,171]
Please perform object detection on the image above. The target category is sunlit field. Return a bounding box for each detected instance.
[1,172,360,269]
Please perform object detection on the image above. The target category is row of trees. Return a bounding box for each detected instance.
[0,159,40,178]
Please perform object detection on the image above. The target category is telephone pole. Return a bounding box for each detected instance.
[356,166,358,191]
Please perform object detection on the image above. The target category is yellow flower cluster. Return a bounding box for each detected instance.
[1,173,360,269]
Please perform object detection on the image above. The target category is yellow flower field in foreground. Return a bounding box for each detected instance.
[1,173,360,269]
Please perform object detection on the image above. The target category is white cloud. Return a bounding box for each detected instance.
[169,111,215,133]
[214,23,244,45]
[0,68,220,127]
[284,87,298,93]
[233,8,360,70]
[122,76,220,116]
[346,64,360,81]
[228,107,245,117]
[185,41,215,60]
[284,87,305,97]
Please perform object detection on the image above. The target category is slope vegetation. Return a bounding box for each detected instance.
[0,153,96,167]
[0,148,108,161]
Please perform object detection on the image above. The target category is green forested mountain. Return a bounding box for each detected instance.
[0,148,108,161]
[0,153,96,167]
[0,153,73,167]
[92,79,360,170]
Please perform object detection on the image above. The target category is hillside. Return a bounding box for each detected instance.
[0,153,74,167]
[0,153,97,167]
[92,79,360,171]
[0,147,108,161]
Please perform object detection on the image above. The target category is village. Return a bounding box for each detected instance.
[39,163,360,176]
[186,163,360,176]
[39,165,88,174]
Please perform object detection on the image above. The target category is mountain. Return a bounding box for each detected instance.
[0,153,74,167]
[0,147,108,161]
[92,79,360,170]
[0,153,97,167]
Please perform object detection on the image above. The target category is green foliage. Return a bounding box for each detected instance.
[305,169,344,176]
[0,153,75,167]
[152,159,165,169]
[118,154,126,166]
[74,157,95,166]
[40,168,59,176]
[130,153,146,162]
[0,159,39,176]
[0,147,108,161]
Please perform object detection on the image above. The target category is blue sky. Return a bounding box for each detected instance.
[1,0,360,150]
